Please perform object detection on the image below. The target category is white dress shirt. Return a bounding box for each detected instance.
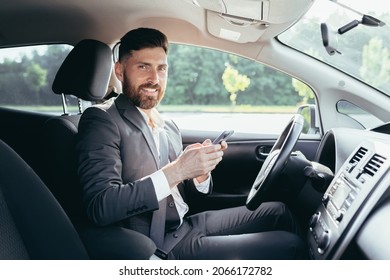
[137,108,210,225]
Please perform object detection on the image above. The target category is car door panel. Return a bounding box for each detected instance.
[181,129,321,213]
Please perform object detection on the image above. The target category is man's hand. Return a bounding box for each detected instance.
[195,139,227,183]
[162,139,228,188]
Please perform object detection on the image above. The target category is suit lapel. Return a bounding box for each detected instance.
[114,94,159,168]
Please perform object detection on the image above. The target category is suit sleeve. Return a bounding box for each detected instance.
[76,107,159,226]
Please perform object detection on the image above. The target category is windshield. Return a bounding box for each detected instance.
[279,0,390,96]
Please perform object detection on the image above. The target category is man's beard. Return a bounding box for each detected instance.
[122,75,164,110]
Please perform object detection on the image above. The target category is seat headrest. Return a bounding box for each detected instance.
[52,39,112,101]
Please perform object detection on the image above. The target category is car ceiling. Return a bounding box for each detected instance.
[0,0,314,60]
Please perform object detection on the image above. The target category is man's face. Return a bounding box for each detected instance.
[116,47,168,110]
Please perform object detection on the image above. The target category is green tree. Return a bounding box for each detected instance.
[25,63,47,90]
[360,37,390,88]
[0,44,72,106]
[292,78,315,104]
[166,44,230,105]
[163,43,315,108]
[24,62,47,104]
[32,45,72,105]
[222,65,250,107]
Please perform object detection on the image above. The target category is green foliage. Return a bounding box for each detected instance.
[1,43,311,109]
[0,45,71,106]
[222,65,250,106]
[292,78,315,104]
[163,43,308,107]
[165,44,230,105]
[25,63,47,91]
[360,37,390,88]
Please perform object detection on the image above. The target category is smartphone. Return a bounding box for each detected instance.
[212,130,234,144]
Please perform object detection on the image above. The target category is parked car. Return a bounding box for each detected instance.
[1,0,390,260]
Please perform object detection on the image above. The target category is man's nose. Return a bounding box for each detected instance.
[147,69,159,84]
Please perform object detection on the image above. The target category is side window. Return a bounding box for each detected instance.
[336,100,383,129]
[0,44,78,114]
[159,44,318,135]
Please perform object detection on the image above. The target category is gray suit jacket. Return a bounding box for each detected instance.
[76,93,211,238]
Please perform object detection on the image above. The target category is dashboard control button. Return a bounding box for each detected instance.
[335,211,344,222]
[318,230,331,253]
[322,194,330,207]
[309,212,320,229]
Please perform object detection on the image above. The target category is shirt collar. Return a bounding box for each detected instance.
[137,107,165,131]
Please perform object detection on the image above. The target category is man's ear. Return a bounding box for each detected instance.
[114,62,124,82]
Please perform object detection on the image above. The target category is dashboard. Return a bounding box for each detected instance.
[308,126,390,259]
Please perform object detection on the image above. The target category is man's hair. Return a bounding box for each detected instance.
[114,27,168,62]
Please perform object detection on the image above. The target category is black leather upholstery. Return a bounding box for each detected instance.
[43,114,87,226]
[44,39,112,226]
[0,139,89,259]
[52,39,112,101]
[44,39,112,224]
[42,39,156,259]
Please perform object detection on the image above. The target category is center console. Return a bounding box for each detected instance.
[308,140,390,259]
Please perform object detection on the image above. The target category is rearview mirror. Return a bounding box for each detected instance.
[320,23,341,56]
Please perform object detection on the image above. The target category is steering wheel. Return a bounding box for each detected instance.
[246,114,304,211]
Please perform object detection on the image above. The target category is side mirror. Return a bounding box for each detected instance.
[297,104,320,135]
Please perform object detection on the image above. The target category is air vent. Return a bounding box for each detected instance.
[349,147,368,164]
[363,154,386,177]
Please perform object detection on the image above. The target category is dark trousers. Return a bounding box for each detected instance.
[170,202,307,259]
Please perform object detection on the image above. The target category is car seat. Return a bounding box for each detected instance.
[42,39,156,259]
[0,139,89,259]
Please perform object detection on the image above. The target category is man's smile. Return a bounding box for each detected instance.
[140,86,159,96]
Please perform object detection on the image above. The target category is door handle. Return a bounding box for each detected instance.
[256,145,272,159]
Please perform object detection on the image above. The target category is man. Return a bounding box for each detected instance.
[76,27,306,259]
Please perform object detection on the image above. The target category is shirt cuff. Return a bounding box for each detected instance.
[193,174,211,194]
[150,170,171,201]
